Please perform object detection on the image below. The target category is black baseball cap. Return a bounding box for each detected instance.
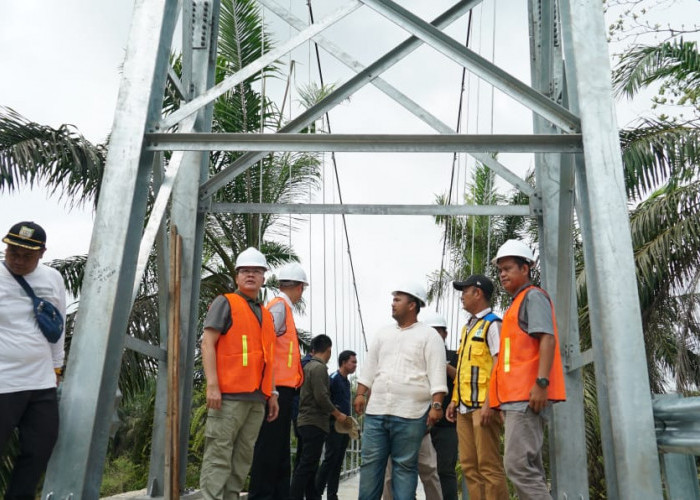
[3,221,47,250]
[453,274,494,298]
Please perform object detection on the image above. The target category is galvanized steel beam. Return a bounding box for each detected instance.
[208,202,531,216]
[199,0,478,199]
[560,0,663,497]
[529,0,589,496]
[257,0,534,197]
[147,132,583,152]
[360,0,581,132]
[158,1,361,130]
[42,0,181,498]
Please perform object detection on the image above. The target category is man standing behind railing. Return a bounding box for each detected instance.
[316,349,358,500]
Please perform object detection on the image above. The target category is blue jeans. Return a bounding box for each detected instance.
[358,412,427,500]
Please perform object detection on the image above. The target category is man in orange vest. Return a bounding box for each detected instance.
[249,262,308,499]
[489,240,566,500]
[199,247,279,500]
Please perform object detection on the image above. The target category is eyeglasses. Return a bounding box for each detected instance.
[238,268,265,276]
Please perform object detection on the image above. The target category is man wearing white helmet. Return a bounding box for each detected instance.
[489,240,566,500]
[249,262,308,499]
[199,247,279,500]
[425,311,459,500]
[354,282,447,500]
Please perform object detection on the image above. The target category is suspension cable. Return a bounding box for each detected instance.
[306,0,369,351]
[435,10,474,311]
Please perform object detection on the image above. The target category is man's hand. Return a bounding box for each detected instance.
[529,384,548,413]
[353,394,366,415]
[427,407,443,427]
[206,384,222,410]
[266,394,280,422]
[479,405,497,425]
[335,412,348,424]
[445,401,457,423]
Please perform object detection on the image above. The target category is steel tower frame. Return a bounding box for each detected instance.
[42,0,666,498]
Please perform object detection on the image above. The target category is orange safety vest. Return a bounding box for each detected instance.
[489,285,566,407]
[267,296,304,389]
[217,293,276,397]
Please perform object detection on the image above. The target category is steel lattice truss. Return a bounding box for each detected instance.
[41,1,678,498]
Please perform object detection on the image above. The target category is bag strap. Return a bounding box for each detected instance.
[2,262,38,300]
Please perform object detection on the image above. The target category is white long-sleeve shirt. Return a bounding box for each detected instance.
[358,321,447,419]
[0,262,66,393]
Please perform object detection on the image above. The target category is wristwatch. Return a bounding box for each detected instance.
[536,377,550,389]
[271,390,280,397]
[431,401,443,411]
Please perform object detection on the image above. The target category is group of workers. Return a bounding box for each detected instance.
[197,237,566,500]
[0,218,566,500]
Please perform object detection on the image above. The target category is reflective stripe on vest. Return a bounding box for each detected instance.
[489,286,566,406]
[267,296,304,389]
[453,314,500,408]
[216,293,276,397]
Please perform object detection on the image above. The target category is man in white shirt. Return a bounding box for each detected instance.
[353,282,447,500]
[0,221,66,499]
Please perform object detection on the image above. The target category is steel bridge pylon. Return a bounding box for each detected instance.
[42,0,666,498]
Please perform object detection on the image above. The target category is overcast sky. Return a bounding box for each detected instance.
[1,0,697,362]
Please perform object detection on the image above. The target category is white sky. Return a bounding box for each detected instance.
[1,0,698,362]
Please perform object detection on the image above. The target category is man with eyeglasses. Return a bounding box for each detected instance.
[0,221,66,499]
[249,262,309,499]
[199,247,280,500]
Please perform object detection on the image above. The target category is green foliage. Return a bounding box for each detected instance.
[100,456,148,497]
[0,106,106,207]
[614,39,700,111]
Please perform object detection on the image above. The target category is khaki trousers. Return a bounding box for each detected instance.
[456,409,508,500]
[383,433,443,500]
[200,400,265,500]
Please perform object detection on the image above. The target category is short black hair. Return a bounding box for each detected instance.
[338,350,356,366]
[311,334,332,353]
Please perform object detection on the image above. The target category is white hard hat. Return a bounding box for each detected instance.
[421,310,447,329]
[392,282,427,307]
[277,262,309,285]
[492,239,536,266]
[235,247,269,270]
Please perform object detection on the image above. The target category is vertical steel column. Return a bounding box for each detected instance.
[146,153,172,496]
[172,0,222,489]
[529,0,589,497]
[42,0,180,498]
[558,0,663,497]
[661,453,700,500]
[557,4,620,497]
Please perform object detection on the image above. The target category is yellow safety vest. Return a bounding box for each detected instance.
[452,312,500,408]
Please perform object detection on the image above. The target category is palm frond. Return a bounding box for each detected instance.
[620,118,700,200]
[613,39,700,99]
[0,106,105,207]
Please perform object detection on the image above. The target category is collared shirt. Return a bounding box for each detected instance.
[330,370,351,415]
[203,289,263,333]
[358,321,447,419]
[268,291,292,336]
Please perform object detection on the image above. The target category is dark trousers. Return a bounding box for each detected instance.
[315,424,349,500]
[249,386,296,499]
[430,424,459,500]
[290,425,327,500]
[0,388,59,500]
